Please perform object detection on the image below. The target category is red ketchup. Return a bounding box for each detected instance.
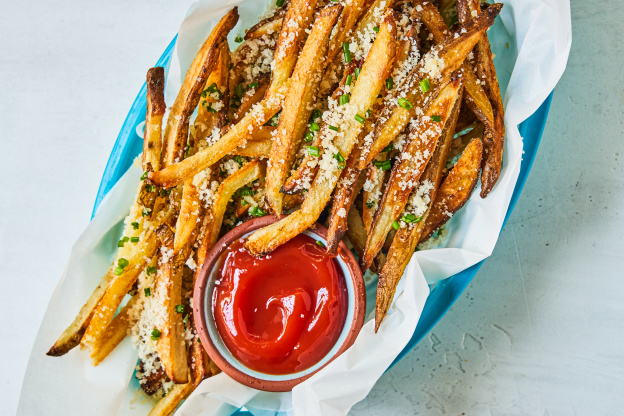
[212,234,348,375]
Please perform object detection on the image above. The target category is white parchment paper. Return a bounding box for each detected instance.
[18,0,571,415]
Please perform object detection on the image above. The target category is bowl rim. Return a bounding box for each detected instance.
[192,215,366,392]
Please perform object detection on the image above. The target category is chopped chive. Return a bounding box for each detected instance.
[420,78,431,92]
[144,288,151,297]
[140,171,148,181]
[249,206,266,217]
[183,314,189,325]
[316,240,326,248]
[202,82,222,99]
[373,26,379,33]
[117,236,129,247]
[118,258,129,268]
[354,114,365,124]
[339,94,350,106]
[234,83,244,97]
[309,122,320,132]
[146,184,156,192]
[304,132,314,142]
[386,77,394,90]
[333,152,345,169]
[146,266,157,275]
[328,125,339,132]
[142,209,151,217]
[242,200,248,206]
[397,97,413,110]
[366,201,375,209]
[175,305,184,313]
[392,220,400,230]
[431,115,442,122]
[373,160,392,171]
[151,328,161,340]
[366,109,372,118]
[248,82,259,89]
[114,267,124,276]
[307,146,320,157]
[345,74,353,86]
[205,102,217,113]
[130,237,139,243]
[277,0,285,6]
[238,186,252,196]
[342,42,351,63]
[235,36,243,43]
[233,155,245,166]
[310,109,321,121]
[355,68,361,79]
[382,142,393,152]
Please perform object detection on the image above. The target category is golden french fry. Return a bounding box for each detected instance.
[161,8,239,167]
[244,2,288,40]
[144,67,166,172]
[414,0,494,130]
[232,75,270,122]
[147,382,194,416]
[362,156,387,233]
[245,11,397,256]
[374,83,462,331]
[266,4,343,216]
[89,293,140,366]
[358,3,502,169]
[420,137,482,241]
[346,204,367,255]
[81,230,161,353]
[361,77,463,271]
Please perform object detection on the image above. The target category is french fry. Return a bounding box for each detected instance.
[265,4,343,216]
[361,77,463,271]
[89,293,140,366]
[81,230,162,353]
[456,0,504,197]
[232,75,270,123]
[245,11,396,256]
[149,0,320,187]
[420,137,482,241]
[144,67,166,172]
[244,2,288,40]
[346,204,368,255]
[161,8,239,167]
[147,382,194,416]
[357,3,502,169]
[374,83,462,331]
[192,40,230,149]
[206,160,266,249]
[362,155,388,233]
[413,0,494,130]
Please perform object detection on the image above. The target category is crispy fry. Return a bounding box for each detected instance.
[231,126,274,158]
[206,160,266,249]
[346,204,368,254]
[192,41,230,148]
[457,0,504,197]
[362,158,387,233]
[266,4,343,216]
[232,75,270,123]
[150,0,319,187]
[420,137,482,241]
[374,83,462,331]
[161,8,239,167]
[358,3,502,169]
[144,67,165,172]
[89,293,140,366]
[244,2,288,40]
[361,77,463,271]
[81,230,162,353]
[147,382,194,416]
[414,0,494,129]
[245,12,397,256]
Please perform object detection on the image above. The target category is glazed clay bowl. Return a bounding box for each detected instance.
[192,215,366,392]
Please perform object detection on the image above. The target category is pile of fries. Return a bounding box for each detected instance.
[48,0,505,413]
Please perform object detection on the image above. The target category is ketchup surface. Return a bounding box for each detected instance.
[212,234,348,375]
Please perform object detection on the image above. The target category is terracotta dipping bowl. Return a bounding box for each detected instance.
[193,215,366,392]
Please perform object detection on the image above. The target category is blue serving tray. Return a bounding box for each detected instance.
[93,36,552,408]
